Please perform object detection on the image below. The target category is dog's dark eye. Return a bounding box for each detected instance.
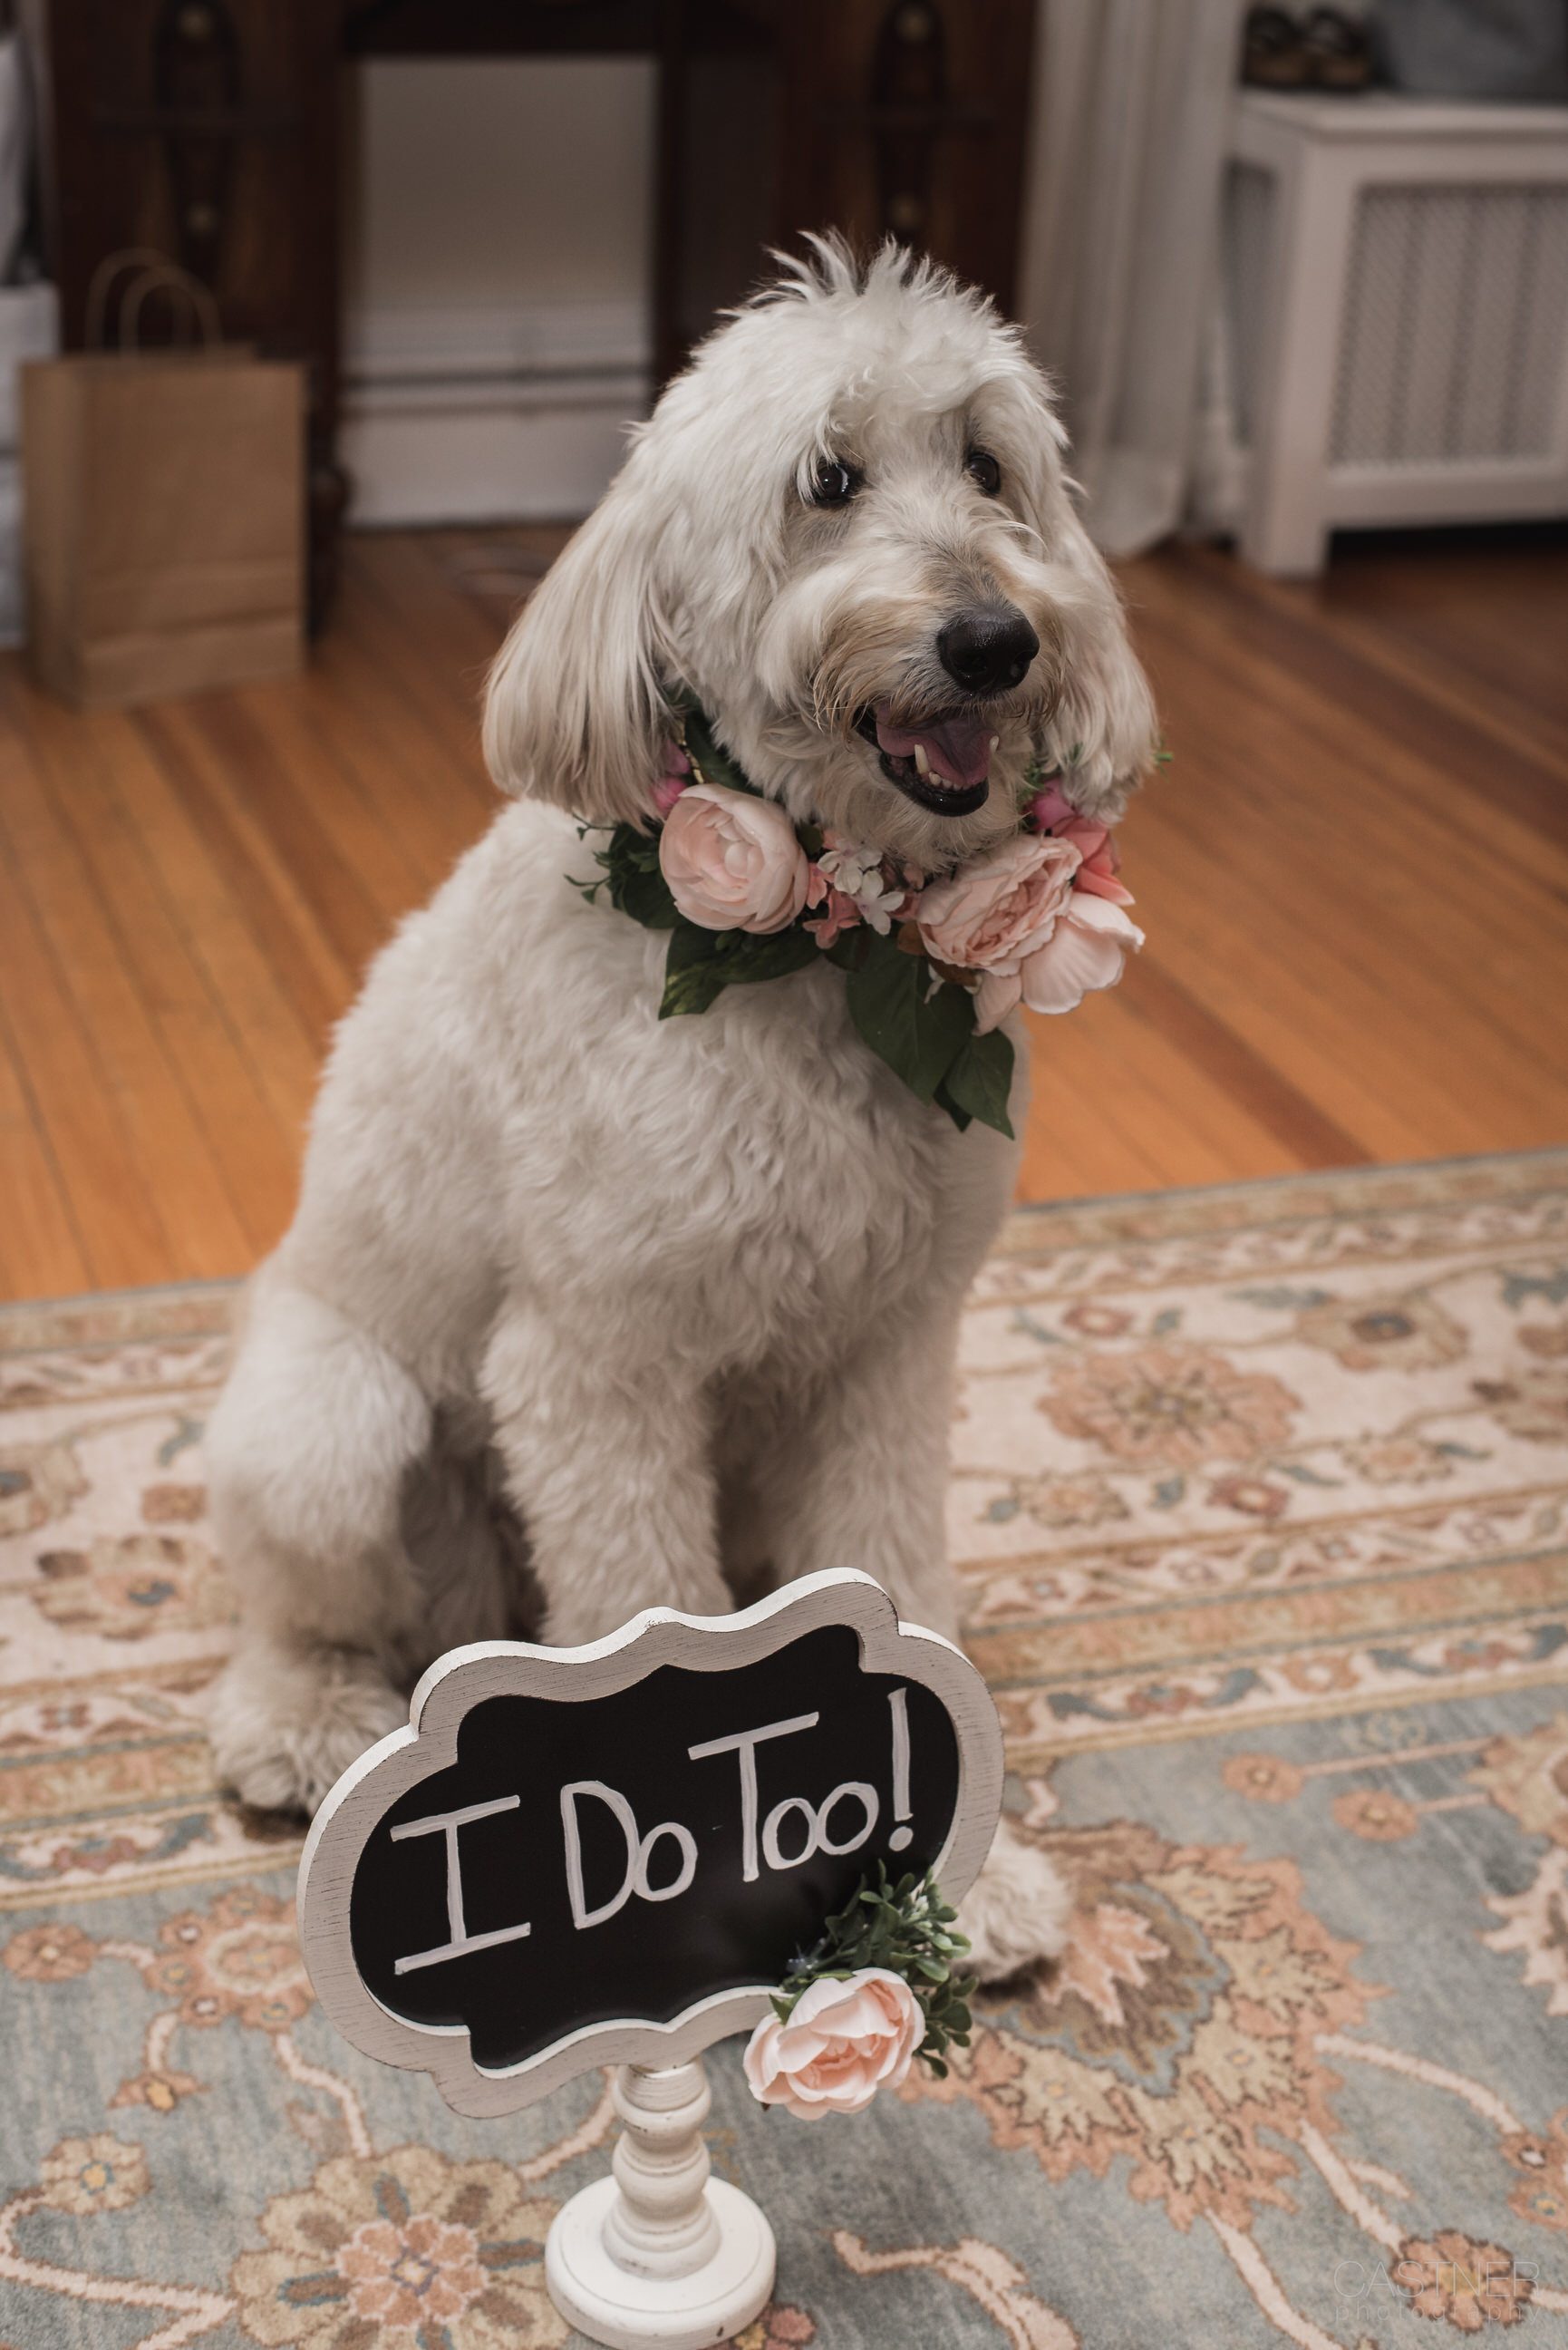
[965,449,1002,496]
[808,457,862,509]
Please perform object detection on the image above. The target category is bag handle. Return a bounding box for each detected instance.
[84,250,223,352]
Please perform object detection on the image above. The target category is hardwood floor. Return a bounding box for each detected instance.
[0,520,1563,1301]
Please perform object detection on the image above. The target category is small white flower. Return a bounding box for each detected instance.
[818,842,906,935]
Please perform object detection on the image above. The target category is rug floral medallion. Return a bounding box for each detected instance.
[3,1151,1567,2348]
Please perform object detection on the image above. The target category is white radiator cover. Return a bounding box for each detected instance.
[1330,181,1568,467]
[1213,93,1568,573]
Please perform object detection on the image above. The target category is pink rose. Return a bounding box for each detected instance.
[1031,786,1133,906]
[1052,815,1133,905]
[743,1968,924,2121]
[659,782,810,934]
[1029,783,1076,833]
[977,891,1145,1028]
[916,834,1081,996]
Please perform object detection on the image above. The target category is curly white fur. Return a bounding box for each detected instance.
[205,241,1150,1974]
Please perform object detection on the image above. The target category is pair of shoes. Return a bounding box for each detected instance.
[1241,5,1374,92]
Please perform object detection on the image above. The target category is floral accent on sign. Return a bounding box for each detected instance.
[228,2146,566,2349]
[37,2133,150,2215]
[31,1532,236,1641]
[1038,1346,1299,1469]
[140,1886,311,2032]
[1395,2233,1532,2328]
[745,1968,924,2120]
[746,1868,975,2118]
[1294,1292,1467,1373]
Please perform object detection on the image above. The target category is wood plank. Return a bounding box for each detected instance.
[1129,807,1568,1140]
[0,1005,89,1299]
[1137,542,1568,854]
[0,711,252,1279]
[135,700,355,1053]
[7,675,305,1258]
[0,767,172,1288]
[233,678,432,920]
[179,693,394,981]
[65,695,324,1145]
[1128,571,1568,909]
[1110,959,1371,1169]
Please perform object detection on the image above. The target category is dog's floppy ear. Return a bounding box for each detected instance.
[1036,500,1158,821]
[482,471,672,827]
[992,365,1157,820]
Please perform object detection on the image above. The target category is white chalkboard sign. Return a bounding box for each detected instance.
[297,1568,1002,2120]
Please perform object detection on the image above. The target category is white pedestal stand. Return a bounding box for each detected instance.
[545,2056,775,2349]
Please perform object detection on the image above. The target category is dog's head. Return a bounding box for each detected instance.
[484,238,1156,868]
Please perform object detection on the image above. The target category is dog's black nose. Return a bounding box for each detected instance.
[936,606,1040,698]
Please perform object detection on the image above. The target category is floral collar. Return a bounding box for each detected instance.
[580,699,1142,1138]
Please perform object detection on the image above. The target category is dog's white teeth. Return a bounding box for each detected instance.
[989,735,1000,753]
[913,742,931,777]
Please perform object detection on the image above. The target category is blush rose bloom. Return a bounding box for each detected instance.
[659,782,810,934]
[916,835,1082,1032]
[917,832,1080,968]
[975,891,1145,1029]
[743,1967,924,2120]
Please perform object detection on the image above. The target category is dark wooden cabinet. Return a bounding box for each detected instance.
[29,0,1035,624]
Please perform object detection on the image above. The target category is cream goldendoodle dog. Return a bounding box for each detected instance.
[205,240,1155,1976]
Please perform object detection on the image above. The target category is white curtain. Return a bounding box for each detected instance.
[1016,0,1247,558]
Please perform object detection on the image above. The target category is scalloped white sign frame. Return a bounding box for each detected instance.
[297,1568,1003,2118]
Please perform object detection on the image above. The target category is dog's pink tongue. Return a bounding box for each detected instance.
[875,703,993,789]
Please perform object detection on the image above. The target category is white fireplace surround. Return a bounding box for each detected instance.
[339,295,649,527]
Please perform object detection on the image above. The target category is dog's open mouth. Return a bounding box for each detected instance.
[856,701,996,817]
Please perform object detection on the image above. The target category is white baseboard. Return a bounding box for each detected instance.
[341,297,651,526]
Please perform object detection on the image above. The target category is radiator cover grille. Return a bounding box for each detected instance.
[1330,182,1568,467]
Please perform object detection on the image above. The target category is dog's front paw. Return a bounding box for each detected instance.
[957,1820,1073,1983]
[208,1641,407,1816]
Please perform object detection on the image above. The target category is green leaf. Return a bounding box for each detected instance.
[844,937,974,1107]
[597,822,678,928]
[714,927,822,989]
[941,1026,1015,1138]
[659,923,728,1017]
[931,1076,973,1132]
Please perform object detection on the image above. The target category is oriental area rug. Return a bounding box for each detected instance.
[3,1151,1568,2350]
